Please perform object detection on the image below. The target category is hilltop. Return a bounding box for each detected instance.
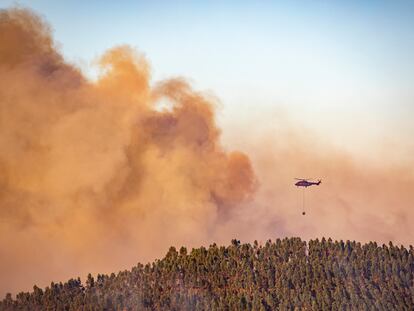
[1,237,413,310]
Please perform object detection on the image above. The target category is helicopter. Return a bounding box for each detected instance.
[294,178,321,188]
[294,178,322,216]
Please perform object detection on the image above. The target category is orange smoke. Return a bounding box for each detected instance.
[0,8,255,295]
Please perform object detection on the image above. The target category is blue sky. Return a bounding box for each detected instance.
[2,0,414,160]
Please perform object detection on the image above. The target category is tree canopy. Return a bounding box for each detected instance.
[1,237,413,310]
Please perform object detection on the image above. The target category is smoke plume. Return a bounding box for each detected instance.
[0,8,413,296]
[0,8,257,294]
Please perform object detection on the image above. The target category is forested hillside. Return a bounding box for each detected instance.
[1,237,413,310]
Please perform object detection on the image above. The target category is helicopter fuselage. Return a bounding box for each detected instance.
[295,180,321,187]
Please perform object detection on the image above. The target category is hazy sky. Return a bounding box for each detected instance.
[2,1,413,161]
